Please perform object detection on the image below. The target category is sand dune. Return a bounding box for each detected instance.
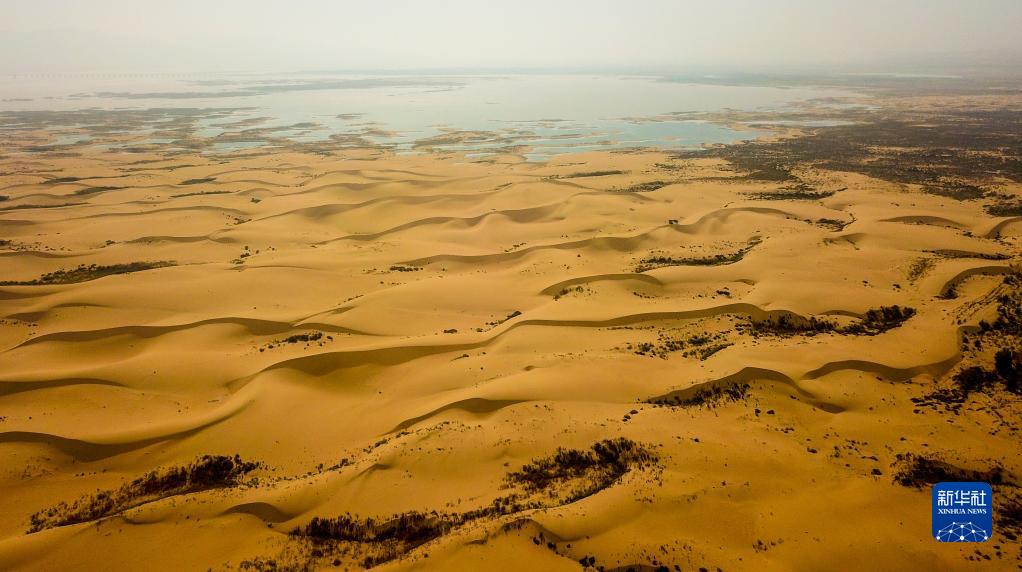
[1,110,1020,572]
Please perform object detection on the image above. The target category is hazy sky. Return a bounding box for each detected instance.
[2,0,1021,74]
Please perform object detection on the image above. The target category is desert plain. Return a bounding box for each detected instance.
[0,85,1021,571]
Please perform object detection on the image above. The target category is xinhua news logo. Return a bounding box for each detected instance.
[932,482,993,542]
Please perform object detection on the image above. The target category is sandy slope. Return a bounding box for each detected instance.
[0,141,1020,571]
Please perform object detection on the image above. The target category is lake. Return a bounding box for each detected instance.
[0,74,858,160]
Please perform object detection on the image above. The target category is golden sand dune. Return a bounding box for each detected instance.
[1,104,1021,572]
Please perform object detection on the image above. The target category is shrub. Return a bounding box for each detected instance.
[29,455,259,533]
[0,262,174,286]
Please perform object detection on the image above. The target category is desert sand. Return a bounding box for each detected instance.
[0,93,1021,571]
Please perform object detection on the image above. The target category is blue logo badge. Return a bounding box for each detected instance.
[932,482,992,542]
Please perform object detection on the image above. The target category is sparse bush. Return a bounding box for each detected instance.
[654,383,750,407]
[841,305,916,335]
[28,455,259,533]
[291,439,658,567]
[181,177,216,185]
[995,349,1020,393]
[892,453,1005,488]
[749,306,915,337]
[635,237,760,272]
[1,262,174,286]
[506,438,657,493]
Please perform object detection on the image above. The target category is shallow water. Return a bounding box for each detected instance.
[0,74,857,159]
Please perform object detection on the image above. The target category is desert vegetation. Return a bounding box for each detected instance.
[549,170,626,179]
[744,305,916,337]
[261,331,332,351]
[611,180,671,193]
[631,330,732,361]
[686,111,1022,189]
[28,455,259,533]
[289,439,658,568]
[635,237,760,272]
[0,262,175,286]
[650,382,751,408]
[892,453,1007,489]
[986,198,1022,217]
[914,273,1021,410]
[181,177,216,185]
[505,437,657,494]
[748,184,839,201]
